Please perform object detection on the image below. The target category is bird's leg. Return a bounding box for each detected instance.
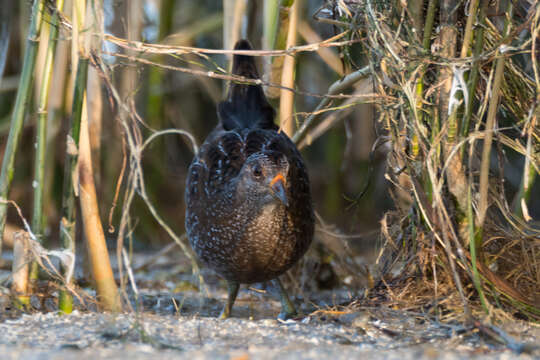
[274,277,297,320]
[219,280,239,319]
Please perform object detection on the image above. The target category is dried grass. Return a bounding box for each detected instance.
[325,0,540,321]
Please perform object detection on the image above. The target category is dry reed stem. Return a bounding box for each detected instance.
[55,8,354,58]
[102,50,369,101]
[87,66,102,185]
[279,0,299,136]
[79,94,121,312]
[11,232,30,306]
[103,31,353,57]
[223,0,246,58]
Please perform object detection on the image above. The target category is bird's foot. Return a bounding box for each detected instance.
[219,306,231,320]
[219,280,239,320]
[277,308,297,321]
[274,277,298,321]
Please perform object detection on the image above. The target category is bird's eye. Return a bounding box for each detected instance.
[252,164,262,178]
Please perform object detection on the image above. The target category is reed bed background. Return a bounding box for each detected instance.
[0,0,538,325]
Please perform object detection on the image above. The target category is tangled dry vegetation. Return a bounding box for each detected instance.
[333,0,540,321]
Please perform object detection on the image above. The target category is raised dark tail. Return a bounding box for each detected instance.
[217,39,276,131]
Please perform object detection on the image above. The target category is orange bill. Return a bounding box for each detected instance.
[270,173,288,206]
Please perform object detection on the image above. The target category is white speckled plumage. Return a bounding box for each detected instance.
[185,40,314,286]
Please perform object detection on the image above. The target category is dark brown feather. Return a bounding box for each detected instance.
[185,40,314,284]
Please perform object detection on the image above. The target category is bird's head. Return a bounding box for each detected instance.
[237,151,290,208]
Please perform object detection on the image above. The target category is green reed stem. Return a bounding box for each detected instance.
[460,0,489,140]
[30,0,65,285]
[477,2,513,254]
[58,58,89,314]
[0,0,45,256]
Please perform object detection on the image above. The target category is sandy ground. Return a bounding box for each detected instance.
[0,311,538,360]
[0,288,538,360]
[0,252,538,359]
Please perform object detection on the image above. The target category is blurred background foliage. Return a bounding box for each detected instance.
[0,0,388,256]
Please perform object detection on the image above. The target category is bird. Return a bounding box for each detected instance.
[185,39,314,320]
